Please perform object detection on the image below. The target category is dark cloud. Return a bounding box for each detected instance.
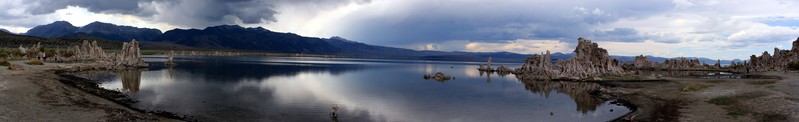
[590,28,647,42]
[334,0,675,46]
[18,0,369,28]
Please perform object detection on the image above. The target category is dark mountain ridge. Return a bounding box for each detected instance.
[25,21,162,41]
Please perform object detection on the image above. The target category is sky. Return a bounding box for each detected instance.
[1,0,799,60]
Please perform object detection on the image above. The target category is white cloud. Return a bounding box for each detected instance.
[463,39,570,54]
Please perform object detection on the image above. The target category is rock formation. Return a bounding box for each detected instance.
[165,50,176,66]
[743,37,799,72]
[60,39,148,68]
[515,50,559,80]
[423,72,452,82]
[555,38,625,78]
[515,38,625,80]
[68,40,107,60]
[115,39,148,67]
[478,57,493,71]
[623,55,655,70]
[659,58,704,70]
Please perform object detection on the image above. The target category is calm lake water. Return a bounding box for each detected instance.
[75,56,630,122]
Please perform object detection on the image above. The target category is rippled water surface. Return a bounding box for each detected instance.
[76,56,630,122]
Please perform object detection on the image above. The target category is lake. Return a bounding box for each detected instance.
[73,56,630,122]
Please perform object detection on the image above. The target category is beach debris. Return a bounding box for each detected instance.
[424,72,452,81]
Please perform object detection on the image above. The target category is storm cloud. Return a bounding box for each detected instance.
[10,0,370,28]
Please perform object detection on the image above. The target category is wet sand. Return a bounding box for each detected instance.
[601,71,799,122]
[0,61,175,121]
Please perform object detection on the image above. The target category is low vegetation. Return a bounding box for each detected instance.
[747,80,777,85]
[707,92,769,119]
[25,59,43,65]
[681,83,712,92]
[704,80,726,83]
[708,97,734,105]
[788,62,799,70]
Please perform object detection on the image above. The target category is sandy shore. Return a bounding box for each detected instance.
[0,61,176,121]
[601,71,799,122]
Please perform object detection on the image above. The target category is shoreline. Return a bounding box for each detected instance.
[0,61,178,121]
[594,71,799,121]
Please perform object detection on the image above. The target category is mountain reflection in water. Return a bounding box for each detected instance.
[75,56,630,122]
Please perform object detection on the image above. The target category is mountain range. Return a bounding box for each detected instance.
[26,21,162,41]
[15,21,740,63]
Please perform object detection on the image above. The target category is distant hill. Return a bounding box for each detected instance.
[75,21,162,41]
[0,28,10,33]
[25,21,162,41]
[151,25,339,54]
[25,21,79,38]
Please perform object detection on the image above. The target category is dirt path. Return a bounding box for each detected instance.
[604,71,799,122]
[0,61,175,121]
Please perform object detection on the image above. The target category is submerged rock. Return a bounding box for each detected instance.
[424,72,452,81]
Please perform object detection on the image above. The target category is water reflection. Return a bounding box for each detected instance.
[117,70,142,94]
[79,56,629,121]
[518,80,603,113]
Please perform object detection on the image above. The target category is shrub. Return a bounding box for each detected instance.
[25,59,43,65]
[789,62,799,70]
[708,96,734,105]
[748,80,776,85]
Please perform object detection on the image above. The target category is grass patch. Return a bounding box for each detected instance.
[759,114,788,122]
[705,80,727,83]
[24,59,43,65]
[789,62,799,70]
[708,96,734,105]
[748,80,777,85]
[727,109,745,118]
[681,83,713,92]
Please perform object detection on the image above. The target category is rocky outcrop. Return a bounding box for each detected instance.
[623,55,655,70]
[659,58,704,70]
[423,72,452,82]
[115,40,147,67]
[515,50,560,80]
[515,38,625,80]
[60,39,148,68]
[68,40,107,60]
[555,38,625,78]
[165,50,176,66]
[478,57,493,71]
[742,37,799,72]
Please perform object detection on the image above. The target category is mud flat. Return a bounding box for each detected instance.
[0,61,177,121]
[595,71,799,122]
